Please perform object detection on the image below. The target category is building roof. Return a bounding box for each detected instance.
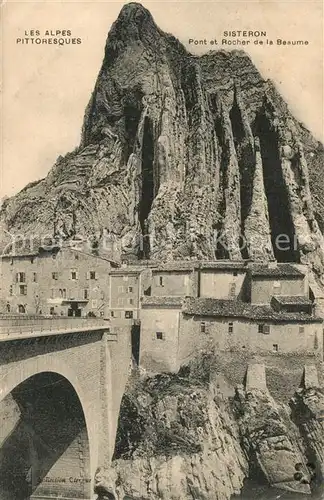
[69,247,119,266]
[249,264,304,279]
[141,296,184,307]
[1,239,118,265]
[271,296,312,305]
[110,267,145,276]
[1,237,48,257]
[199,261,247,270]
[152,262,196,272]
[183,297,322,323]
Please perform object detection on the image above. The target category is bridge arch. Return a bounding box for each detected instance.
[0,356,100,499]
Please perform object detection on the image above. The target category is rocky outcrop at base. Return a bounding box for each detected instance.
[291,386,324,494]
[94,355,324,500]
[95,369,247,500]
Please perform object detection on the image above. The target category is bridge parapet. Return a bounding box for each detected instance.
[0,315,111,337]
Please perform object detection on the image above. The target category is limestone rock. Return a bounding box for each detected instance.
[0,2,323,280]
[291,386,324,493]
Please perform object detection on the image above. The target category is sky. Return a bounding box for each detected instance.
[1,0,323,198]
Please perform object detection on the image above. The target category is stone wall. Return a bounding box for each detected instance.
[250,277,306,304]
[199,270,246,299]
[178,315,322,366]
[140,305,181,372]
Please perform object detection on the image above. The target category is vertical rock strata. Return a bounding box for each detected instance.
[0,3,323,281]
[94,358,324,500]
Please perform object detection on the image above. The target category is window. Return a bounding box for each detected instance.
[74,254,79,260]
[52,272,58,280]
[229,283,236,298]
[228,322,234,334]
[51,289,55,299]
[129,298,134,305]
[6,303,10,312]
[128,286,133,293]
[84,289,89,299]
[52,253,57,260]
[62,288,66,299]
[118,286,124,293]
[92,299,98,309]
[71,269,78,280]
[258,324,270,334]
[118,297,124,306]
[273,344,279,352]
[17,272,26,283]
[18,304,26,314]
[9,285,13,296]
[299,326,305,334]
[159,276,164,287]
[90,271,96,280]
[50,307,55,315]
[30,257,34,264]
[33,272,37,282]
[125,310,133,319]
[200,322,206,333]
[111,311,114,317]
[156,331,165,340]
[19,285,27,296]
[233,271,238,277]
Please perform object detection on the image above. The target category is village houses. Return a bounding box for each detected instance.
[0,245,323,371]
[0,239,118,318]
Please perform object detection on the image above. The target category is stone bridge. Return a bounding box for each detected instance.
[0,316,132,500]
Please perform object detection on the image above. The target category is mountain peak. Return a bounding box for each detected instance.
[1,3,324,281]
[118,2,153,20]
[104,2,161,61]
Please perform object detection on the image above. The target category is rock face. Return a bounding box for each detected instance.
[95,368,248,500]
[94,354,324,500]
[1,3,323,280]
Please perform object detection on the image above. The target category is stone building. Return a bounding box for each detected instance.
[0,242,117,317]
[139,263,322,372]
[109,266,152,323]
[140,295,322,373]
[247,263,309,305]
[148,260,249,299]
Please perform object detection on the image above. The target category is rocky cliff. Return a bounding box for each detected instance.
[1,3,324,281]
[94,352,324,500]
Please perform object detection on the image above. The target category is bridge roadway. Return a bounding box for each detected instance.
[0,315,132,500]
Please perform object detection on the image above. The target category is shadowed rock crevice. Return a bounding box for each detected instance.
[229,95,255,254]
[138,116,155,258]
[254,112,299,262]
[123,88,144,162]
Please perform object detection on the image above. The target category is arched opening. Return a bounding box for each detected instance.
[18,304,26,314]
[0,372,91,500]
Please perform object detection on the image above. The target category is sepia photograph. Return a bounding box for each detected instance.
[0,1,323,499]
